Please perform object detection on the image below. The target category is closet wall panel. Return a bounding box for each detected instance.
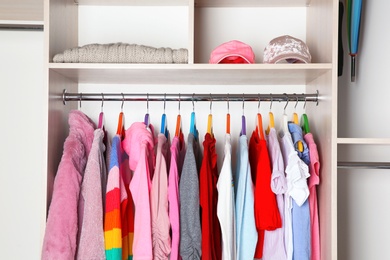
[0,29,44,259]
[337,0,390,259]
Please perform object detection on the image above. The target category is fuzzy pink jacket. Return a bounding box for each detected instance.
[42,110,95,260]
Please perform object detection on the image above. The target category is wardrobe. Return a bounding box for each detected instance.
[43,0,337,259]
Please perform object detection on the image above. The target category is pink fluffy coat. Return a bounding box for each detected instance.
[42,110,95,260]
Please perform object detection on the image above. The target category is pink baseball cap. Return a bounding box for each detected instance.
[263,35,311,64]
[209,40,255,64]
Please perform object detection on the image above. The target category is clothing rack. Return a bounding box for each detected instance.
[337,162,390,170]
[62,89,319,105]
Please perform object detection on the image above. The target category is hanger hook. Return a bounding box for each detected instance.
[294,93,299,110]
[79,93,82,108]
[242,93,245,115]
[101,93,104,112]
[303,94,307,109]
[146,93,149,113]
[227,94,230,113]
[269,94,273,111]
[258,93,261,112]
[121,93,124,111]
[178,93,181,115]
[192,93,195,112]
[164,93,166,113]
[209,93,212,114]
[283,93,289,112]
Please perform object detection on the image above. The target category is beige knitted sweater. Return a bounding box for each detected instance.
[53,43,188,64]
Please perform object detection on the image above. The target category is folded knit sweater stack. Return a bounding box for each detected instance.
[53,43,188,64]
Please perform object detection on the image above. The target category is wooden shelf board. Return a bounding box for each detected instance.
[195,0,311,7]
[337,138,390,145]
[49,63,331,85]
[75,0,190,6]
[74,0,310,7]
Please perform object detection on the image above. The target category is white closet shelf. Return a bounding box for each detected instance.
[337,138,390,145]
[74,0,190,6]
[49,63,331,85]
[73,0,310,7]
[195,0,311,7]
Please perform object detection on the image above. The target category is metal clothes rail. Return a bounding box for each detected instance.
[337,162,390,170]
[62,89,320,105]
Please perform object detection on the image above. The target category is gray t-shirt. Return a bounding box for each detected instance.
[179,133,202,260]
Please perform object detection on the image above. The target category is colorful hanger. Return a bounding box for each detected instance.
[266,95,275,135]
[175,94,182,137]
[97,93,104,129]
[301,97,311,134]
[240,95,246,136]
[226,95,230,134]
[293,95,304,152]
[207,94,213,137]
[282,96,289,135]
[144,93,150,128]
[256,94,265,140]
[190,94,198,140]
[116,93,125,138]
[160,94,168,138]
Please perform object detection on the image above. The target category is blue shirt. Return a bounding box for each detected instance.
[288,122,311,260]
[235,135,258,260]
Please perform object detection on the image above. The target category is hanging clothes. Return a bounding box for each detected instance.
[77,128,106,260]
[200,133,222,260]
[235,134,258,260]
[151,133,171,259]
[42,110,95,260]
[121,149,134,260]
[104,134,128,259]
[168,133,186,260]
[217,134,236,260]
[249,127,282,259]
[263,127,288,260]
[304,133,321,260]
[123,122,156,260]
[179,133,202,260]
[278,127,309,260]
[287,122,311,260]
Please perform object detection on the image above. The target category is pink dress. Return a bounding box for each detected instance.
[151,133,171,259]
[304,133,321,260]
[168,134,185,260]
[123,122,156,260]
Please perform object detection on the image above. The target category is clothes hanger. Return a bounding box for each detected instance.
[116,93,125,137]
[175,93,182,137]
[207,94,213,138]
[282,95,289,135]
[144,93,150,128]
[240,94,246,136]
[256,94,265,140]
[266,95,275,135]
[190,93,198,140]
[226,94,230,134]
[160,93,168,138]
[301,96,311,134]
[98,93,104,129]
[293,95,304,152]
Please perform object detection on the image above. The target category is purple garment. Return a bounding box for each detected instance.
[77,129,106,260]
[42,110,95,260]
[263,128,287,260]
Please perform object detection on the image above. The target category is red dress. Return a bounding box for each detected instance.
[249,127,282,259]
[200,133,222,260]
